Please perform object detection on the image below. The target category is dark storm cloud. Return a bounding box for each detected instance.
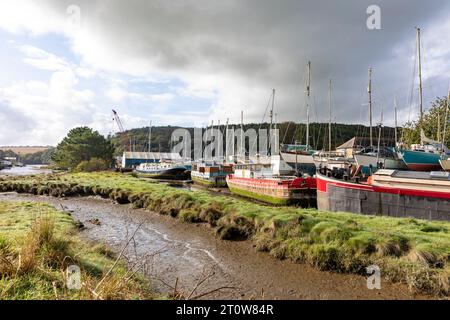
[43,0,450,125]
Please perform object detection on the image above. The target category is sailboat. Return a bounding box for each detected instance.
[280,61,316,176]
[134,121,191,179]
[397,28,449,171]
[354,81,407,171]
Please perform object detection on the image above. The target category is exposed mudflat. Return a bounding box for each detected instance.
[0,192,432,300]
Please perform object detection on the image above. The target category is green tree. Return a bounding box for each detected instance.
[402,96,450,147]
[52,127,114,170]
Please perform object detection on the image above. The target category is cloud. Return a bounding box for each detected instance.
[0,69,96,145]
[1,0,450,147]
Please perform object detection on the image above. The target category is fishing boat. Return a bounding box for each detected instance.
[316,167,450,221]
[191,162,233,187]
[226,155,316,206]
[135,161,191,180]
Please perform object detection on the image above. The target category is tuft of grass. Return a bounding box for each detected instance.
[0,201,156,300]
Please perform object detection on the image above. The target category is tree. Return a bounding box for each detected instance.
[52,127,114,170]
[401,96,450,147]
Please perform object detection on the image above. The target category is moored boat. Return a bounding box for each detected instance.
[226,156,316,206]
[135,161,191,180]
[279,147,316,176]
[191,162,233,187]
[397,147,443,171]
[354,148,407,171]
[317,168,450,221]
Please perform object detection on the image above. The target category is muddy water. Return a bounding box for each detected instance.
[0,193,431,300]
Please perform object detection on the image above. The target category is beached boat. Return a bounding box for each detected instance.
[226,156,316,206]
[191,162,233,187]
[135,161,191,180]
[397,145,444,171]
[354,147,407,170]
[280,145,316,176]
[316,168,450,221]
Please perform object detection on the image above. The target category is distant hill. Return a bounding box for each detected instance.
[0,147,55,165]
[0,146,52,155]
[109,122,400,155]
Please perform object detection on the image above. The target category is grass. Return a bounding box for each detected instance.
[0,172,449,296]
[0,200,156,300]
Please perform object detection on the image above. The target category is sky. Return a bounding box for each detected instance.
[0,0,450,146]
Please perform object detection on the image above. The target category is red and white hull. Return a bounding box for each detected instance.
[317,170,450,221]
[226,175,316,205]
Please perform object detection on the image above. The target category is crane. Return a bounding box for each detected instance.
[112,109,132,152]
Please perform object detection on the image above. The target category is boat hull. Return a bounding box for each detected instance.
[135,167,190,180]
[354,154,407,170]
[191,175,228,187]
[226,175,316,206]
[280,152,316,176]
[316,171,450,221]
[398,150,442,171]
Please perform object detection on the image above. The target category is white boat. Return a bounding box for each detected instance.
[354,153,407,170]
[135,161,190,179]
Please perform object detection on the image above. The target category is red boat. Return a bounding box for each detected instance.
[317,168,450,221]
[226,160,316,206]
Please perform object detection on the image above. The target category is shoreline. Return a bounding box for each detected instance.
[0,172,448,298]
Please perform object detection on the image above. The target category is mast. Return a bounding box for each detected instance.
[241,111,244,159]
[368,68,373,147]
[328,79,332,154]
[417,27,424,121]
[218,119,221,162]
[443,89,450,149]
[394,96,398,146]
[377,105,384,164]
[306,61,311,150]
[269,89,275,155]
[148,121,152,153]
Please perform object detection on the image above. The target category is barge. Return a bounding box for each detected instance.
[191,163,233,187]
[317,168,450,221]
[226,156,316,206]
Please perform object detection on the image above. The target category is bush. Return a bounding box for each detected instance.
[75,158,110,173]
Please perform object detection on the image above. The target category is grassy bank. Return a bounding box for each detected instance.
[0,172,449,296]
[0,200,155,300]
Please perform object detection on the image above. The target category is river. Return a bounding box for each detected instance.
[0,192,430,300]
[0,165,52,176]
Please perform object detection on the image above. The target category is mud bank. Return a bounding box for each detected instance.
[0,193,431,300]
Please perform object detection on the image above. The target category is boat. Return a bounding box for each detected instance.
[316,167,450,221]
[134,161,191,180]
[0,159,12,170]
[226,155,316,206]
[314,153,353,171]
[280,144,316,176]
[397,145,444,171]
[354,147,407,170]
[191,162,233,187]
